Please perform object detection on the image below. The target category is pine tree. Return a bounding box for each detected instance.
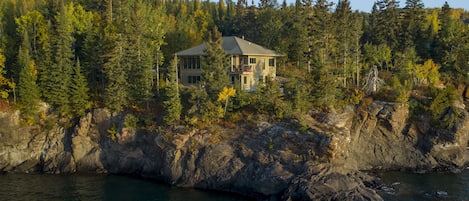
[45,1,75,116]
[401,0,425,50]
[433,2,469,80]
[367,0,400,49]
[103,24,128,113]
[125,0,154,108]
[163,56,182,125]
[202,27,229,100]
[15,10,52,100]
[306,0,340,108]
[333,0,353,87]
[81,15,106,102]
[17,32,40,123]
[70,58,90,116]
[102,0,131,113]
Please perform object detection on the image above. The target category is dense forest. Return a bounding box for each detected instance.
[0,0,469,129]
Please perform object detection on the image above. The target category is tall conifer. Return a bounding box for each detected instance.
[70,58,90,116]
[163,56,182,125]
[202,27,229,100]
[45,1,74,116]
[17,32,40,122]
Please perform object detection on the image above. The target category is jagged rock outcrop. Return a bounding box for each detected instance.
[348,101,469,171]
[1,100,468,200]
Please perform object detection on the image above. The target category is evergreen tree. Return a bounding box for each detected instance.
[15,10,52,100]
[401,0,425,50]
[17,32,40,122]
[101,0,131,113]
[202,27,229,100]
[70,58,90,116]
[163,56,182,125]
[44,1,75,116]
[368,0,400,49]
[103,24,128,113]
[81,14,106,102]
[306,0,340,108]
[350,12,364,87]
[433,2,469,80]
[333,0,353,87]
[125,0,156,108]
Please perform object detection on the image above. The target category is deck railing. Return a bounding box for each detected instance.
[230,64,253,74]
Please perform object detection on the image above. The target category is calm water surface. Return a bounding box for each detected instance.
[0,174,250,201]
[2,171,468,201]
[378,170,469,201]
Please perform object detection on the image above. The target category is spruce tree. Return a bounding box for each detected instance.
[401,0,425,50]
[15,10,53,101]
[70,58,90,116]
[102,0,130,113]
[202,27,229,100]
[81,16,106,102]
[17,32,40,122]
[163,56,182,125]
[125,0,154,108]
[103,24,128,113]
[306,0,340,108]
[333,0,353,87]
[45,1,75,116]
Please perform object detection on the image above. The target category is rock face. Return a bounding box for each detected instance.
[348,101,469,171]
[0,101,468,200]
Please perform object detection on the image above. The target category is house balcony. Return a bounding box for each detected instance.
[230,64,253,74]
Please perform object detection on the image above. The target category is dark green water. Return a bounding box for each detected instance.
[377,170,469,201]
[2,171,468,201]
[0,174,250,201]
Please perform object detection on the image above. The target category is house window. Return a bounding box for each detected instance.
[183,58,188,69]
[249,58,256,64]
[231,76,235,85]
[243,76,247,84]
[188,76,201,84]
[241,57,248,65]
[183,57,201,69]
[191,57,195,69]
[269,58,275,67]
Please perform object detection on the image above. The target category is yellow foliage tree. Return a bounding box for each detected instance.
[415,59,440,86]
[217,87,236,117]
[0,49,15,99]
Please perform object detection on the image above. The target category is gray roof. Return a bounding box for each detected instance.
[176,36,282,56]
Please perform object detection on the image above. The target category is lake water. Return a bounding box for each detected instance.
[0,174,250,201]
[377,170,469,201]
[1,171,468,201]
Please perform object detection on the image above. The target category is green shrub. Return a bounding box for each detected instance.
[392,77,412,104]
[428,85,459,129]
[107,123,117,141]
[124,114,138,128]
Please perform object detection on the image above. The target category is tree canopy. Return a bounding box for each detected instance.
[0,0,467,127]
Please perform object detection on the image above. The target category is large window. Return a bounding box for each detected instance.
[243,76,247,84]
[183,57,201,69]
[249,58,256,64]
[188,76,201,84]
[269,58,275,67]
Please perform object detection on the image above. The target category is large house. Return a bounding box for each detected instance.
[175,36,282,91]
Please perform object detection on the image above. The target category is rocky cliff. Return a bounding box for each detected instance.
[1,100,468,200]
[349,101,469,171]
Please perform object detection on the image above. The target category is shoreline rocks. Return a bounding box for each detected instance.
[1,101,468,200]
